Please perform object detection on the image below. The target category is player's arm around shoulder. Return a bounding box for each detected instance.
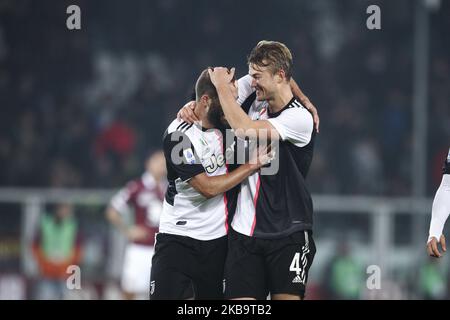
[290,78,320,133]
[189,146,273,199]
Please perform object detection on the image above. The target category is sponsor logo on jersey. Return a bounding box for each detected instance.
[292,275,305,284]
[205,154,225,174]
[183,148,196,164]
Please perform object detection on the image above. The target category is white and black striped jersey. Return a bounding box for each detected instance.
[160,119,231,241]
[231,75,315,239]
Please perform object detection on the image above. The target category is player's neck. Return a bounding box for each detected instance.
[193,107,214,130]
[200,118,214,130]
[268,84,293,113]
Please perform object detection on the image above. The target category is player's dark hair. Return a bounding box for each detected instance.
[195,68,219,102]
[248,40,293,80]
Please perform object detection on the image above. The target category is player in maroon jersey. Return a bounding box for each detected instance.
[106,150,166,299]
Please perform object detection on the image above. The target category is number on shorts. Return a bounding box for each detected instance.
[289,252,301,274]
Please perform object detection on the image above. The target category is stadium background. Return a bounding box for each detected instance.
[0,0,449,299]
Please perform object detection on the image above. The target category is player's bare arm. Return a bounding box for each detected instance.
[178,78,319,132]
[189,145,273,199]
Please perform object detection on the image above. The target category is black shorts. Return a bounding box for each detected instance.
[150,233,227,300]
[224,228,316,300]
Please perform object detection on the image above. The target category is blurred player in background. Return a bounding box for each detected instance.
[427,147,450,258]
[32,203,82,300]
[106,150,166,299]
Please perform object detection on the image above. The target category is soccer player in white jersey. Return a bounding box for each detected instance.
[208,41,317,300]
[150,69,271,300]
[427,148,450,258]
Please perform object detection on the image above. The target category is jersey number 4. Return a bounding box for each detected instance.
[290,252,302,275]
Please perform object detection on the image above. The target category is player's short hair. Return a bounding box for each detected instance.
[195,68,236,102]
[195,68,219,102]
[248,40,293,80]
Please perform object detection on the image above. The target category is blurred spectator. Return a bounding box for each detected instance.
[0,0,448,196]
[418,257,448,300]
[94,116,136,175]
[324,239,364,299]
[351,138,383,194]
[32,203,82,299]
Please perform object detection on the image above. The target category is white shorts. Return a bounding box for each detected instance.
[121,243,154,294]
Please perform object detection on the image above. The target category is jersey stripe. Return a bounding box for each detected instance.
[292,100,301,108]
[250,174,261,236]
[181,124,193,133]
[218,130,230,233]
[176,121,187,131]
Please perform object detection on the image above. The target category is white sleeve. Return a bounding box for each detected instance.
[237,75,255,106]
[110,187,131,216]
[428,174,450,242]
[267,106,314,147]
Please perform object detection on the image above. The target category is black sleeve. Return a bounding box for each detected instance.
[163,130,205,181]
[444,149,450,175]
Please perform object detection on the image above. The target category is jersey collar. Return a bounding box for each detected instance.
[268,97,298,118]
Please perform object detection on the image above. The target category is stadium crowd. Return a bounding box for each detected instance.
[1,0,449,195]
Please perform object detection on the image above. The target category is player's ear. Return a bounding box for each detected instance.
[200,94,209,105]
[200,95,211,112]
[275,69,286,83]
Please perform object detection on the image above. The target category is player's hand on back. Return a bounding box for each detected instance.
[126,225,150,242]
[177,101,198,124]
[302,99,320,133]
[249,143,275,170]
[427,235,447,258]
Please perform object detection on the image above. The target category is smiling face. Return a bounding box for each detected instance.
[249,63,279,102]
[247,40,293,101]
